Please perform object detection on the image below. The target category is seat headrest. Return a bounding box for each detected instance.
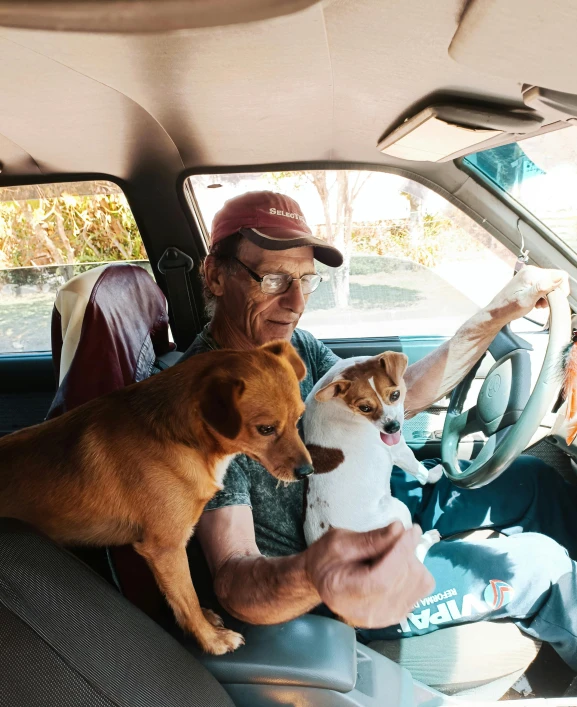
[48,264,171,418]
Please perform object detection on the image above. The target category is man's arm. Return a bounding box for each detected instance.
[196,505,434,628]
[404,266,569,415]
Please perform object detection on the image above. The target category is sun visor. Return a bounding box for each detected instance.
[0,0,322,32]
[523,86,577,125]
[449,0,577,94]
[377,104,544,163]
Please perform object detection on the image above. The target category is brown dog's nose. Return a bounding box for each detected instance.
[384,420,401,434]
[294,464,314,480]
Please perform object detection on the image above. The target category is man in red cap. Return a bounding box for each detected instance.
[180,191,577,670]
[199,190,342,346]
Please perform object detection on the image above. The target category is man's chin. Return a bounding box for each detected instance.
[264,321,296,341]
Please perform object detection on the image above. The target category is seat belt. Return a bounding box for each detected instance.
[157,247,202,351]
[154,350,184,371]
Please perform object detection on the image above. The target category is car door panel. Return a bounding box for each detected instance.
[0,354,55,437]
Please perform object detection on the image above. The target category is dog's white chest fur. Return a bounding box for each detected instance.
[303,357,442,558]
[213,454,235,489]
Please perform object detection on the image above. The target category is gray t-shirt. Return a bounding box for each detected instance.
[181,327,339,557]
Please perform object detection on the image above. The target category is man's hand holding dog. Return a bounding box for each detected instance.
[304,522,435,628]
[200,507,434,629]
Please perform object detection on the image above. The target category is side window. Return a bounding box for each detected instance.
[188,170,517,339]
[0,180,148,354]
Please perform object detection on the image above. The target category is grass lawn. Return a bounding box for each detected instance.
[0,294,54,353]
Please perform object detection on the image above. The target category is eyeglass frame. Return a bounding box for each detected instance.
[230,257,323,295]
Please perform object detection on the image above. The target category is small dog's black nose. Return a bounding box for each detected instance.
[384,420,401,434]
[295,464,314,479]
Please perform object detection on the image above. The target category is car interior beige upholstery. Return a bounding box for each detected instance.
[450,0,577,94]
[0,0,323,33]
[371,621,541,700]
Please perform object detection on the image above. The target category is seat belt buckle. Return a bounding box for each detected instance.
[158,247,194,274]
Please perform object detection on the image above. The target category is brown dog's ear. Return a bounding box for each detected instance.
[378,352,408,385]
[199,377,245,439]
[261,340,307,381]
[315,378,352,402]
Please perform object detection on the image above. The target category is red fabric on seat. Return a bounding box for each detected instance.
[48,264,171,419]
[47,263,171,619]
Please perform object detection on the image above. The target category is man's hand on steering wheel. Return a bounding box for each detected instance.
[441,266,572,489]
[487,265,570,320]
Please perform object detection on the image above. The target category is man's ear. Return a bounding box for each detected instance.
[378,352,408,385]
[261,340,307,381]
[199,377,245,439]
[315,378,352,402]
[203,254,226,297]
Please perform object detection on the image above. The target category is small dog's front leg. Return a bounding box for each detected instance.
[390,437,442,485]
[425,463,444,483]
[134,535,244,655]
[415,529,441,562]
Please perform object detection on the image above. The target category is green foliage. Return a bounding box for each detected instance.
[348,214,488,268]
[0,187,145,270]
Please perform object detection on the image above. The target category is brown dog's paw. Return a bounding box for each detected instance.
[202,608,224,628]
[202,627,245,655]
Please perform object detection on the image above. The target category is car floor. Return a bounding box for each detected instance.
[501,643,576,700]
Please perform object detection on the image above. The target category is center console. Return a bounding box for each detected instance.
[180,615,447,706]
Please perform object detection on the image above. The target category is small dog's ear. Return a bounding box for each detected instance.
[261,340,307,381]
[199,377,245,439]
[315,379,352,402]
[378,352,408,385]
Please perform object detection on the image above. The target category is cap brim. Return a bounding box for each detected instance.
[240,227,343,267]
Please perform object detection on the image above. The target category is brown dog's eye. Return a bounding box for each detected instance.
[359,404,373,413]
[390,391,400,402]
[257,425,276,436]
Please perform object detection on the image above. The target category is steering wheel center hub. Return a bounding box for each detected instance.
[477,350,531,435]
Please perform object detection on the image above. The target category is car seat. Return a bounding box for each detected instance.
[48,262,172,417]
[0,517,234,706]
[47,262,177,619]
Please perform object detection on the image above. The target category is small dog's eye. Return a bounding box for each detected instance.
[390,391,400,402]
[359,404,373,413]
[257,425,276,436]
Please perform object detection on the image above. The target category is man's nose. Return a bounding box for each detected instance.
[280,279,306,313]
[294,464,314,480]
[384,420,401,434]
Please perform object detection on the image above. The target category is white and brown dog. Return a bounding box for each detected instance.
[303,352,442,561]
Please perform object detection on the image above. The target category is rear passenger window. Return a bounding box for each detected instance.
[0,181,148,354]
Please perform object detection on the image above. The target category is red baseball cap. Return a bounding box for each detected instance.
[210,191,343,267]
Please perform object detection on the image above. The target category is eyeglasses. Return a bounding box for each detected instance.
[232,257,323,295]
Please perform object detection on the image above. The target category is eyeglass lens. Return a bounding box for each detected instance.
[261,273,322,295]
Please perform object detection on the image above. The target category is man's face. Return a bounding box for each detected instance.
[215,239,316,346]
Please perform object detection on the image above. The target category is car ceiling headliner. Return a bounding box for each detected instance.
[0,0,525,183]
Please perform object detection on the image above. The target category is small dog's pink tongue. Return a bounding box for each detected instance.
[380,431,401,446]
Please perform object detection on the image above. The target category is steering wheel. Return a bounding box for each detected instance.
[441,289,571,489]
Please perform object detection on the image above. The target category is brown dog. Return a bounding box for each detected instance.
[0,340,311,655]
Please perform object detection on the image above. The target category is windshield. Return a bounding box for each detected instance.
[465,126,577,255]
[187,170,521,339]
